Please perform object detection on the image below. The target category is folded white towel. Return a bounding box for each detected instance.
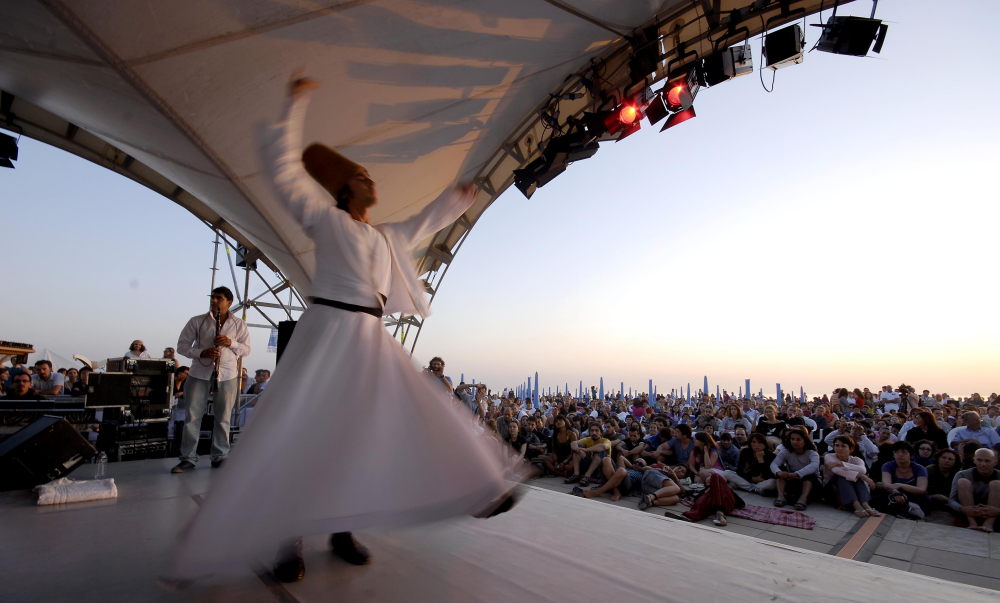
[33,477,118,505]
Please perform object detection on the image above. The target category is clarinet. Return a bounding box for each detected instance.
[210,309,222,393]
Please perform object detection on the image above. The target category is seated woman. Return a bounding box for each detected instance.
[719,404,752,434]
[926,448,961,509]
[726,433,777,495]
[688,432,725,485]
[770,427,821,511]
[913,440,936,467]
[873,440,930,519]
[754,405,787,450]
[823,435,881,517]
[664,470,745,527]
[904,410,949,451]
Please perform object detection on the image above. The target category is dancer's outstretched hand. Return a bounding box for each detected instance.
[288,68,320,97]
[456,181,478,200]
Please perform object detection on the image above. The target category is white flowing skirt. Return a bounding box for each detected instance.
[167,304,508,580]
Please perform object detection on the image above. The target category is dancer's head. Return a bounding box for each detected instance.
[302,144,377,212]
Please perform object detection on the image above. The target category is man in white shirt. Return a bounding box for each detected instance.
[172,286,251,473]
[30,360,64,395]
[246,370,270,395]
[880,385,901,413]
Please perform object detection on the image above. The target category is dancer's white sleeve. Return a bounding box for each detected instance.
[259,92,332,238]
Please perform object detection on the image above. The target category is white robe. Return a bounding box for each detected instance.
[166,92,506,580]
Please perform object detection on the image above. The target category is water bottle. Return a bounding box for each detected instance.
[95,452,107,479]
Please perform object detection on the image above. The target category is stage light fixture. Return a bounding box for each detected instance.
[813,16,887,56]
[764,24,805,70]
[659,106,696,131]
[0,133,18,169]
[512,129,600,199]
[644,94,669,126]
[618,104,638,126]
[700,43,753,87]
[661,69,699,113]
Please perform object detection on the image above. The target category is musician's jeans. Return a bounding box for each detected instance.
[179,376,239,463]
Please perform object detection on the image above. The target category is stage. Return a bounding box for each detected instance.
[2,458,997,603]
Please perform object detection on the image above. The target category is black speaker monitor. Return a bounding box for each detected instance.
[276,320,297,363]
[0,416,97,491]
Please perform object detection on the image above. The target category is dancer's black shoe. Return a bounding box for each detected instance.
[273,538,305,582]
[474,487,523,519]
[330,532,371,565]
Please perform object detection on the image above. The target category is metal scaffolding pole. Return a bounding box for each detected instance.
[209,229,220,296]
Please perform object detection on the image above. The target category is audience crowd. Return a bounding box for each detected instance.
[447,382,1000,532]
[5,349,1000,533]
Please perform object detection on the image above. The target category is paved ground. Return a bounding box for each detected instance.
[525,474,1000,591]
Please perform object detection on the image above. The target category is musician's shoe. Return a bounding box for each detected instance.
[273,538,305,582]
[330,532,372,565]
[171,461,196,474]
[210,459,225,469]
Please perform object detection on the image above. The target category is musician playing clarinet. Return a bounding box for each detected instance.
[173,286,251,473]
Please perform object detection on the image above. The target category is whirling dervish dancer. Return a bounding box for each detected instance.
[163,73,515,585]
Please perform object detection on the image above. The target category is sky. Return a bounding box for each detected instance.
[2,1,998,399]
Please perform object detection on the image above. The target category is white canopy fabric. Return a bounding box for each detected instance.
[0,0,845,300]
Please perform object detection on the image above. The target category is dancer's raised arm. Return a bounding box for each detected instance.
[259,77,331,236]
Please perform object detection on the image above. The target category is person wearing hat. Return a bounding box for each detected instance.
[124,340,150,359]
[164,73,515,587]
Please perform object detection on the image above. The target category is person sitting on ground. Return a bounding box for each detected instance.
[636,465,685,510]
[913,440,936,467]
[665,470,744,527]
[904,410,949,451]
[655,423,696,467]
[495,406,514,442]
[615,425,647,466]
[519,416,544,462]
[717,432,740,471]
[960,440,982,469]
[504,421,531,475]
[770,427,821,511]
[727,432,777,495]
[2,373,44,400]
[949,448,1000,532]
[733,426,750,448]
[754,405,787,449]
[948,412,1000,449]
[926,448,961,509]
[719,404,752,434]
[570,455,641,502]
[823,435,881,518]
[873,440,930,519]
[536,415,576,477]
[689,432,725,485]
[564,423,611,486]
[30,360,63,395]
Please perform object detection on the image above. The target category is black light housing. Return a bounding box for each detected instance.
[660,106,696,131]
[764,24,805,70]
[661,68,699,113]
[813,16,888,56]
[0,132,18,169]
[700,43,753,87]
[512,128,600,199]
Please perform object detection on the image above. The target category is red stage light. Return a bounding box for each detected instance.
[618,105,638,125]
[666,85,684,108]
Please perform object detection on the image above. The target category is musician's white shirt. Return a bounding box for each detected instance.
[177,311,251,382]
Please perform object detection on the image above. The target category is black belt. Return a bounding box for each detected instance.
[311,297,382,318]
